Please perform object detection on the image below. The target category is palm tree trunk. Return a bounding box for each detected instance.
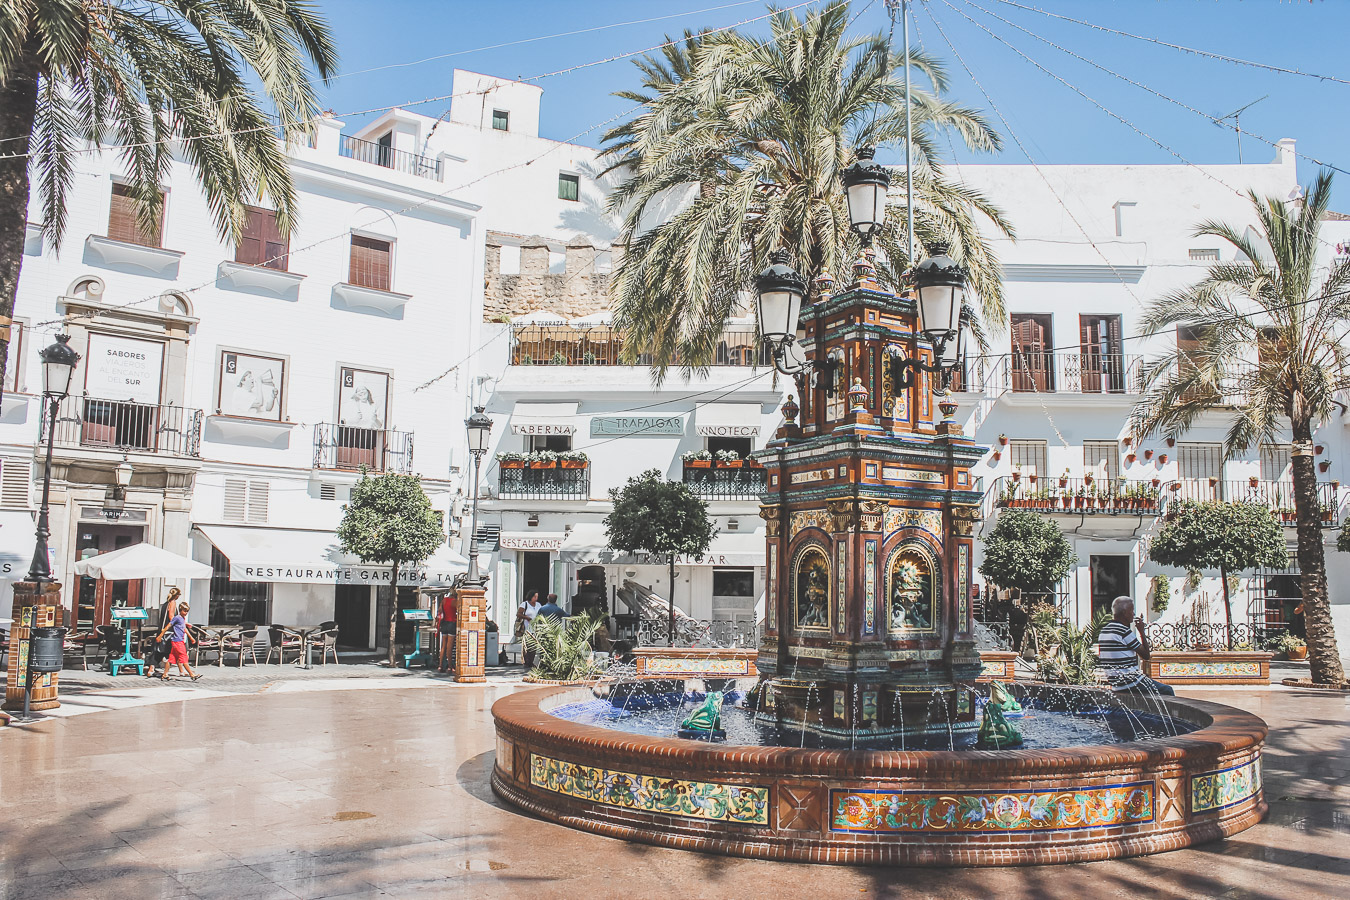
[1291,423,1344,684]
[1219,563,1233,650]
[0,45,40,405]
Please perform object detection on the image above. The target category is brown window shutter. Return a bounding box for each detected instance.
[108,182,163,247]
[236,206,265,265]
[262,210,289,270]
[349,235,391,290]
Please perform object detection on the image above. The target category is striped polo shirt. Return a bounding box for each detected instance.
[1096,620,1143,690]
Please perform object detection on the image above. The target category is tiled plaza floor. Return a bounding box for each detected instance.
[0,681,1346,899]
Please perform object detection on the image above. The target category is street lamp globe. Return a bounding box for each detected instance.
[754,250,807,350]
[841,147,891,247]
[911,243,967,348]
[40,334,80,399]
[465,406,492,457]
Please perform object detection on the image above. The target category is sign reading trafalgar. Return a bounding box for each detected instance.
[86,333,164,404]
[590,415,685,437]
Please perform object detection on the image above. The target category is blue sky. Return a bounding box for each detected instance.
[317,0,1350,205]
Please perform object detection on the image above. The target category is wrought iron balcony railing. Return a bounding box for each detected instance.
[510,324,771,367]
[40,397,203,456]
[498,463,590,500]
[992,476,1163,515]
[1166,479,1341,526]
[974,352,1146,395]
[339,135,442,180]
[634,618,761,649]
[313,424,414,474]
[681,463,767,500]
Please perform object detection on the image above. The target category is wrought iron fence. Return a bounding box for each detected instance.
[498,464,590,500]
[975,352,1145,395]
[991,476,1163,515]
[1145,621,1278,650]
[339,135,441,180]
[637,618,761,649]
[510,325,770,367]
[312,424,414,474]
[41,397,202,456]
[681,464,767,499]
[1165,479,1341,526]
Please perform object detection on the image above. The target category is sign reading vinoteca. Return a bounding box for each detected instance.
[590,415,685,437]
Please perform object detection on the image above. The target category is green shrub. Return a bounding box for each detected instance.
[523,610,606,682]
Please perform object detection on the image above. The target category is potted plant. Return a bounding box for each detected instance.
[992,450,1002,462]
[1122,436,1133,447]
[682,450,713,468]
[1144,449,1154,460]
[497,452,528,469]
[1276,632,1307,661]
[1315,444,1325,455]
[1011,466,1022,483]
[715,449,743,468]
[998,434,1009,446]
[1321,504,1334,524]
[1249,475,1260,488]
[1208,476,1218,487]
[1125,452,1137,464]
[1166,437,1176,447]
[1158,453,1169,465]
[1151,477,1161,488]
[558,450,589,469]
[1319,459,1331,473]
[744,456,765,468]
[1151,574,1170,613]
[999,482,1021,508]
[529,450,558,469]
[1029,472,1039,487]
[551,350,567,365]
[1058,469,1070,488]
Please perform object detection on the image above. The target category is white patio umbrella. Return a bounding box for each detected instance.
[73,542,212,581]
[570,310,613,325]
[512,309,568,324]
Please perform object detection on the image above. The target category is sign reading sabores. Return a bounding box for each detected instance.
[86,334,164,404]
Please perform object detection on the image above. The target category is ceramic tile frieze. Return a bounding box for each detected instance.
[864,539,877,635]
[641,657,750,676]
[830,782,1154,833]
[530,753,769,825]
[1159,661,1262,679]
[883,507,943,539]
[1191,757,1261,813]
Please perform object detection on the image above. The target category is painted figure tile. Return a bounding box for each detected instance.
[830,783,1154,834]
[1191,758,1261,813]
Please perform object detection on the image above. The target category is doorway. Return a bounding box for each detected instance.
[1011,313,1054,392]
[1089,555,1131,618]
[521,551,551,607]
[75,523,145,628]
[334,584,371,649]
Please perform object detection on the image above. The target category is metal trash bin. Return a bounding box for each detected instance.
[30,627,67,673]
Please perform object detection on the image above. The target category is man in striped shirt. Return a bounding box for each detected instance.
[1096,596,1174,695]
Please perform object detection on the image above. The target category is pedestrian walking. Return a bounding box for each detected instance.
[156,600,201,682]
[145,587,181,678]
[435,591,457,674]
[516,591,542,668]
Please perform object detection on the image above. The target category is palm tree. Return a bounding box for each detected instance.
[1130,171,1347,685]
[0,0,339,395]
[601,1,1012,379]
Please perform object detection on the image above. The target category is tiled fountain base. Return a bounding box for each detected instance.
[491,686,1267,866]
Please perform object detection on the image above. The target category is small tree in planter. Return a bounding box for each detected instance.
[979,509,1077,612]
[337,471,445,665]
[605,469,714,645]
[1147,501,1287,649]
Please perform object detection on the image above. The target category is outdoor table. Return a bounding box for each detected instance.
[199,627,236,666]
[109,607,148,676]
[289,626,321,669]
[402,609,433,669]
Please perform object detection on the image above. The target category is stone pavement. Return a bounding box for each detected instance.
[0,681,1346,900]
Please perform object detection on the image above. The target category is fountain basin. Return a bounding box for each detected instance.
[491,685,1267,866]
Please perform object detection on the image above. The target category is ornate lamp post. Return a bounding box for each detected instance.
[840,147,892,248]
[450,405,493,684]
[463,406,493,586]
[889,244,969,391]
[29,335,80,582]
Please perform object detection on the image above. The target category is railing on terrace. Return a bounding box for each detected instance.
[41,397,203,456]
[339,135,441,180]
[991,476,1164,515]
[313,424,414,474]
[1144,621,1283,651]
[681,462,767,499]
[1166,479,1341,526]
[498,463,590,500]
[635,618,761,649]
[509,324,771,367]
[975,352,1146,395]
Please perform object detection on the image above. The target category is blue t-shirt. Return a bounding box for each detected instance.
[169,615,187,643]
[537,602,567,622]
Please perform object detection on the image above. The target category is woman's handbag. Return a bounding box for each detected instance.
[157,635,173,657]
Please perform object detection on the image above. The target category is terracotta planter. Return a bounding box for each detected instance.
[1287,646,1307,660]
[559,460,588,469]
[717,460,745,468]
[530,461,557,469]
[500,460,526,469]
[685,459,712,468]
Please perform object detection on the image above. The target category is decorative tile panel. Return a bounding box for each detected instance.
[1191,758,1261,813]
[883,507,943,539]
[530,753,770,825]
[830,782,1154,834]
[767,544,777,631]
[640,657,750,676]
[790,509,832,538]
[957,544,969,632]
[864,539,877,635]
[836,542,847,633]
[1159,661,1262,679]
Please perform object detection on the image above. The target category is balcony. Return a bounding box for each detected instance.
[1166,479,1341,526]
[339,135,441,180]
[498,463,590,500]
[313,424,413,474]
[510,325,771,367]
[992,477,1163,516]
[682,462,767,500]
[973,352,1145,396]
[41,398,203,456]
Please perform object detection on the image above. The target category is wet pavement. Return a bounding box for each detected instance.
[0,682,1346,899]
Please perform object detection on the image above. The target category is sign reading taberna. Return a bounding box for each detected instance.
[590,415,685,437]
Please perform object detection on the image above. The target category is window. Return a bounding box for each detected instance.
[706,436,753,459]
[223,478,269,524]
[217,351,285,421]
[712,568,756,625]
[1189,248,1220,261]
[1260,444,1291,483]
[349,234,392,291]
[558,172,580,202]
[1009,440,1047,477]
[376,131,394,168]
[492,109,509,131]
[1083,441,1120,479]
[107,181,164,247]
[208,546,270,626]
[235,206,289,270]
[527,434,571,453]
[1010,314,1053,391]
[2,320,22,394]
[1178,442,1222,499]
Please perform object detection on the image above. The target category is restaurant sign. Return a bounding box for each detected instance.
[590,415,685,437]
[231,563,458,586]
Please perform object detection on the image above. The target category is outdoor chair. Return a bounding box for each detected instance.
[307,621,339,666]
[189,625,222,667]
[221,627,259,667]
[265,626,303,665]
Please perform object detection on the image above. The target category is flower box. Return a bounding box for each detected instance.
[686,460,712,468]
[530,461,557,469]
[717,460,745,468]
[559,459,588,469]
[500,460,526,469]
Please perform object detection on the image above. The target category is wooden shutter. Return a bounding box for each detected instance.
[1009,440,1047,477]
[108,182,163,247]
[0,458,30,507]
[349,235,391,290]
[237,207,289,270]
[1011,314,1051,392]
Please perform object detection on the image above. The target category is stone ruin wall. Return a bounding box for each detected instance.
[484,233,622,321]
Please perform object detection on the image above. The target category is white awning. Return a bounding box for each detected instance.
[195,525,467,586]
[695,402,762,437]
[510,400,580,435]
[559,523,764,567]
[0,510,33,581]
[74,543,212,580]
